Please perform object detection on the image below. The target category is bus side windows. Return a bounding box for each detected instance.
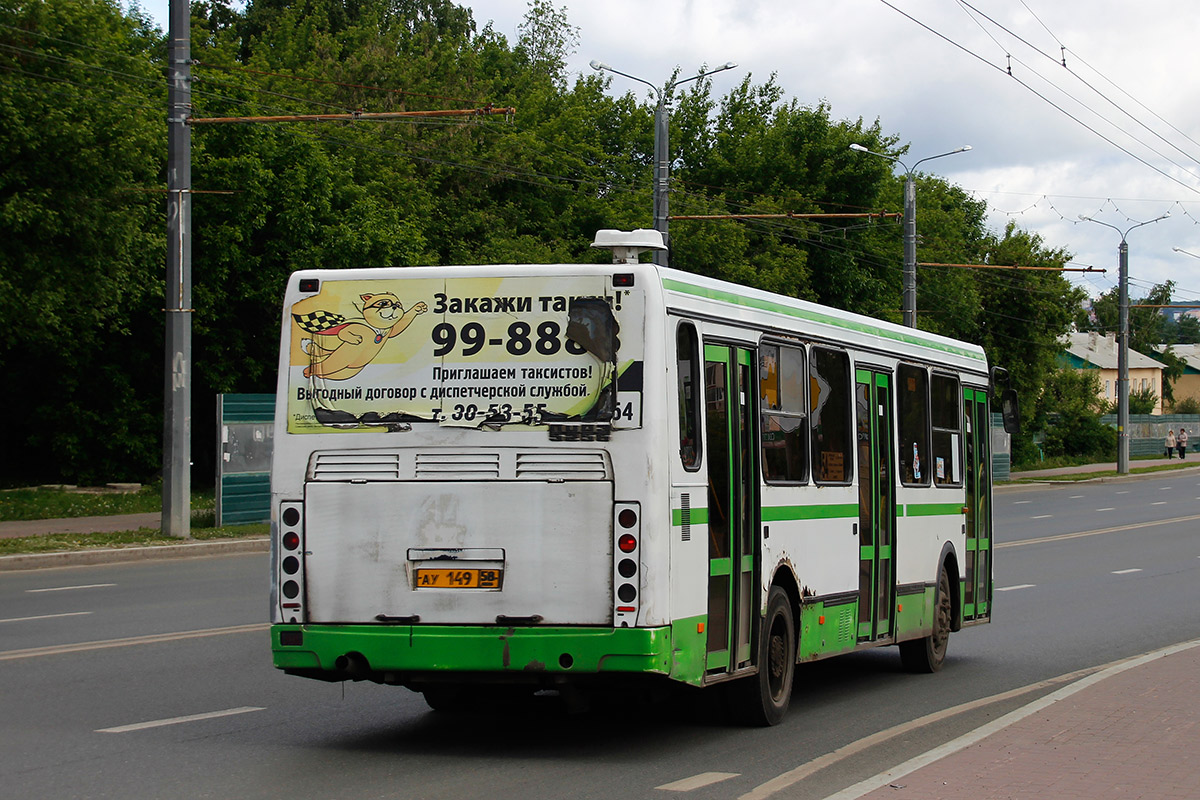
[760,343,809,483]
[931,373,962,486]
[676,322,702,471]
[810,347,853,484]
[898,364,931,487]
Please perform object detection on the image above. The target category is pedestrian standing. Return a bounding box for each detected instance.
[1166,428,1176,458]
[1178,428,1188,460]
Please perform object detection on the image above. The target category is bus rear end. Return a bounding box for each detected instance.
[269,257,669,702]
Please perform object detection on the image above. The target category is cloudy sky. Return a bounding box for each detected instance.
[142,0,1200,303]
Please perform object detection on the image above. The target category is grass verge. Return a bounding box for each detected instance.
[1004,460,1200,483]
[0,485,214,522]
[0,523,268,556]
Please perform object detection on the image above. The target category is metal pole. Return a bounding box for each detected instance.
[1117,239,1130,475]
[1079,212,1167,476]
[902,174,917,328]
[164,0,191,537]
[653,99,669,267]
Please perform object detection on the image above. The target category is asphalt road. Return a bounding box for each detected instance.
[2,474,1198,800]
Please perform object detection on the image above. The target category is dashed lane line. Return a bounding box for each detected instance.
[97,706,264,733]
[997,512,1200,549]
[0,611,92,624]
[26,583,117,593]
[0,622,268,661]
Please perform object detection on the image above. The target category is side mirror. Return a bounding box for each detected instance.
[1001,389,1020,435]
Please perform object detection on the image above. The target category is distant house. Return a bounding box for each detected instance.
[1152,343,1200,408]
[1059,331,1165,414]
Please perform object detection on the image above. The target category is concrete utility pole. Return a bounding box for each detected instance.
[1080,213,1170,475]
[589,60,737,267]
[163,0,192,538]
[849,143,971,327]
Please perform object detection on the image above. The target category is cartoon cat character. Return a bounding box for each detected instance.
[293,292,427,380]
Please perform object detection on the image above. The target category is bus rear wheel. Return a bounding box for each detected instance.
[730,586,795,726]
[900,565,952,673]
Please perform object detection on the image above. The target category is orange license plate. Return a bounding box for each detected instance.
[413,567,503,589]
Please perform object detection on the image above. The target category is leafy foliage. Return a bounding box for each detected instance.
[1019,368,1116,464]
[0,0,1089,486]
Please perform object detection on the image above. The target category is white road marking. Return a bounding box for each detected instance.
[996,584,1035,592]
[1013,500,1032,505]
[740,660,1125,800]
[998,512,1200,549]
[1116,490,1131,495]
[1152,501,1167,505]
[1031,514,1052,519]
[657,772,740,792]
[27,583,116,593]
[96,706,264,733]
[1160,486,1173,490]
[0,611,92,624]
[1096,507,1115,512]
[0,622,267,661]
[812,640,1200,800]
[1068,495,1084,499]
[1112,568,1143,575]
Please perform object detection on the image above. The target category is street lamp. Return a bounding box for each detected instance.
[1080,213,1170,474]
[849,143,972,328]
[1173,246,1200,260]
[590,59,738,266]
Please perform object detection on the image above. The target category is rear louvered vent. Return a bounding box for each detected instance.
[680,493,692,541]
[516,452,608,479]
[311,452,401,481]
[309,449,610,482]
[416,452,501,479]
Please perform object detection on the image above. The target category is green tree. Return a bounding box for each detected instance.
[973,223,1084,424]
[1129,385,1158,415]
[0,0,165,486]
[1022,368,1116,464]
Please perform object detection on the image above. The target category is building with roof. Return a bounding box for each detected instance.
[1060,331,1165,414]
[1152,343,1200,409]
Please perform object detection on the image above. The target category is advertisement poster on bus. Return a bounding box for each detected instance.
[286,275,643,434]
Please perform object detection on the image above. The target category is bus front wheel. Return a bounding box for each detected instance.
[730,586,795,726]
[900,565,951,673]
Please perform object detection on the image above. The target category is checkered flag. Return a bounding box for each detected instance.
[292,309,346,334]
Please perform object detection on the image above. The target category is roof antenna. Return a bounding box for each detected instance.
[591,229,666,265]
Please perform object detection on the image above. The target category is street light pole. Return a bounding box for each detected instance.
[164,0,192,538]
[850,143,971,327]
[1080,213,1170,475]
[590,60,737,266]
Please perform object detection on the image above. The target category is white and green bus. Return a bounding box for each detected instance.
[270,229,1016,725]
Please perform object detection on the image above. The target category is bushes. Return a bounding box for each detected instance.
[1013,368,1116,468]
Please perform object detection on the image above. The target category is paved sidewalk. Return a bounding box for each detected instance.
[842,639,1200,799]
[1010,455,1200,479]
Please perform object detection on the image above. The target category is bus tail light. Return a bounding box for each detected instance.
[278,501,305,624]
[613,502,641,626]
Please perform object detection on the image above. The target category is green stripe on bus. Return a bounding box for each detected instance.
[761,503,859,521]
[662,278,985,361]
[903,502,966,517]
[672,507,710,526]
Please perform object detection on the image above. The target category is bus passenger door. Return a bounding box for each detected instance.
[703,344,757,674]
[855,369,896,641]
[963,389,992,621]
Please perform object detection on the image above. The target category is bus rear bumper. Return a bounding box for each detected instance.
[272,623,674,683]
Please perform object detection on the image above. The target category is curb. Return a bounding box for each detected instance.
[0,537,269,572]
